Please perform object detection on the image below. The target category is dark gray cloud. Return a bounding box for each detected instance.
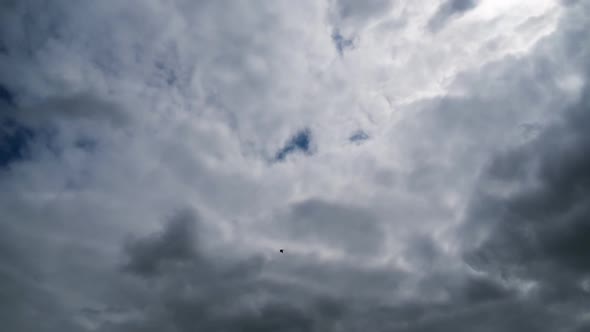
[0,202,92,332]
[327,0,396,37]
[0,83,15,107]
[457,57,590,332]
[285,199,385,255]
[0,92,125,172]
[428,0,479,32]
[107,210,347,332]
[102,207,573,332]
[463,82,590,293]
[123,209,200,277]
[12,94,129,128]
[334,0,393,22]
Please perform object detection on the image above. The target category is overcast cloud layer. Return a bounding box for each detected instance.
[1,0,589,331]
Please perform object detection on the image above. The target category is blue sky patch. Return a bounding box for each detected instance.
[274,128,312,162]
[0,118,34,168]
[349,130,369,143]
[331,30,354,55]
[0,83,15,107]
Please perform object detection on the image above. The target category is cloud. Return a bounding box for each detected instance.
[106,210,348,332]
[0,83,15,107]
[0,0,588,331]
[428,0,480,32]
[123,209,199,277]
[285,198,385,255]
[330,0,394,32]
[457,9,590,327]
[462,83,590,297]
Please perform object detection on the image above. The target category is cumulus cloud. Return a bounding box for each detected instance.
[1,0,589,331]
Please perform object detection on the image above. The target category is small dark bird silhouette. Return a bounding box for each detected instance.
[279,249,284,253]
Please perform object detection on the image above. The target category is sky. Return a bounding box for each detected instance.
[0,0,589,331]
